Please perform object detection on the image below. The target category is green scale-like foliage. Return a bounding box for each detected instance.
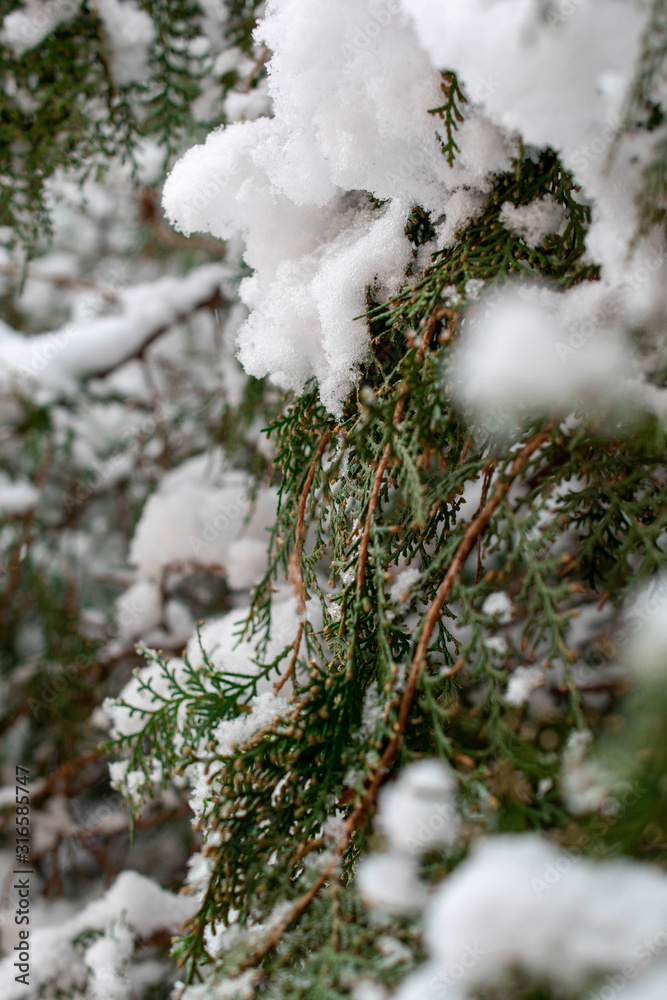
[105,75,667,996]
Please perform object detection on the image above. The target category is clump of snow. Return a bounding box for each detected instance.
[357,759,462,917]
[1,0,82,56]
[434,187,487,249]
[452,285,648,430]
[0,871,196,1000]
[213,690,288,756]
[504,665,545,707]
[388,566,421,605]
[163,0,514,414]
[401,1,667,430]
[186,593,308,689]
[357,852,426,915]
[423,834,667,991]
[623,575,667,680]
[482,590,514,624]
[499,195,567,248]
[129,451,277,589]
[377,759,461,855]
[92,0,156,85]
[561,728,615,815]
[0,475,39,514]
[103,653,187,739]
[114,579,162,642]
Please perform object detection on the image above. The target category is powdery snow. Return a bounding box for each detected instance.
[128,451,277,589]
[452,284,650,430]
[376,758,462,855]
[499,195,567,248]
[163,0,513,413]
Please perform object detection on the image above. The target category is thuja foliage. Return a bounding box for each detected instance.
[105,67,667,1000]
[3,2,667,998]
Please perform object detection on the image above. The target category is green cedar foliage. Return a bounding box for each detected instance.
[105,72,667,1000]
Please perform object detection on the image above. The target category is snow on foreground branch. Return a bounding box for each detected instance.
[162,0,514,415]
[163,0,667,430]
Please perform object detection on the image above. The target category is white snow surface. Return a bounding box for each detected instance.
[391,834,667,1000]
[128,450,277,588]
[377,758,462,856]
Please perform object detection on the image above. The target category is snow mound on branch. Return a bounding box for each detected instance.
[186,593,308,690]
[163,0,513,413]
[0,264,226,396]
[426,834,667,988]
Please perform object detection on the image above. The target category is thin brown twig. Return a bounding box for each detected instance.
[281,429,332,691]
[92,287,222,381]
[243,46,270,93]
[274,620,304,694]
[474,463,495,583]
[288,430,332,612]
[29,749,102,802]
